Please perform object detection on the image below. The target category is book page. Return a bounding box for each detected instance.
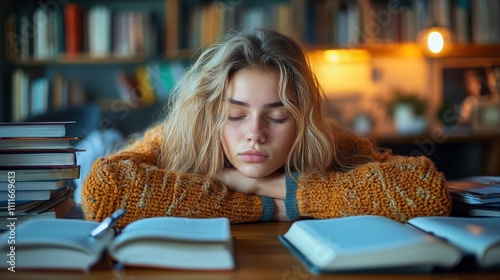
[409,216,500,267]
[281,216,461,272]
[0,219,113,254]
[448,176,500,204]
[0,218,114,270]
[117,217,231,243]
[108,217,234,270]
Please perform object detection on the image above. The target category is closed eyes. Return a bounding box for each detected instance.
[227,115,289,124]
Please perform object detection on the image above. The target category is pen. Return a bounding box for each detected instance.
[90,208,126,238]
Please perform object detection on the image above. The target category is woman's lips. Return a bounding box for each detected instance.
[239,151,268,163]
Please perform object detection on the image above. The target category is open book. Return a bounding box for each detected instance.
[448,176,500,217]
[0,217,234,271]
[448,176,500,205]
[279,215,500,274]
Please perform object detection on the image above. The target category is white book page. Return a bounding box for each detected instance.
[115,217,231,244]
[0,219,113,255]
[409,216,500,267]
[283,215,461,270]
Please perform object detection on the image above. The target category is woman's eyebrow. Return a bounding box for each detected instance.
[229,99,284,108]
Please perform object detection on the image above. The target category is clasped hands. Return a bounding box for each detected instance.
[216,168,290,221]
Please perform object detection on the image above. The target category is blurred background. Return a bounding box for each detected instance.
[1,0,499,180]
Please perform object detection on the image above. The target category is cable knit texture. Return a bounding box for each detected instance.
[81,124,451,228]
[81,125,264,229]
[295,156,450,222]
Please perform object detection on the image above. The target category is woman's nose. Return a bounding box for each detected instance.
[246,118,266,143]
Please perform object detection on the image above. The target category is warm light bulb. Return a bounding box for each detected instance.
[427,31,444,53]
[322,49,371,63]
[324,50,340,63]
[418,27,453,56]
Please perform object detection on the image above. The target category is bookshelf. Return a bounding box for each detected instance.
[163,0,500,54]
[1,0,172,135]
[1,0,500,135]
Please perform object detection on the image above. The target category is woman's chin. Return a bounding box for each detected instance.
[237,167,275,179]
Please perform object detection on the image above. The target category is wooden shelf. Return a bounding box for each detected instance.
[306,43,423,57]
[442,44,500,58]
[362,43,425,58]
[9,44,500,66]
[374,130,500,146]
[164,49,196,60]
[308,43,500,59]
[8,54,152,66]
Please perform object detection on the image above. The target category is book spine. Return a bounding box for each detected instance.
[64,3,82,56]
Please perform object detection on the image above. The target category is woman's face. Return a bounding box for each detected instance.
[221,68,297,178]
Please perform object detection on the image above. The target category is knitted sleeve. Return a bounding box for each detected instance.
[80,126,273,229]
[284,155,451,223]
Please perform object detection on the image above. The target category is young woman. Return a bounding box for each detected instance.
[81,29,451,228]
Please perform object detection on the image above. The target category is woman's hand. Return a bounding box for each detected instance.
[216,169,291,221]
[216,168,286,199]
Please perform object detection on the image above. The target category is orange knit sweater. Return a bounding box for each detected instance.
[81,124,451,228]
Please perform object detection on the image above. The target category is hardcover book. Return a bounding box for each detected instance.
[0,149,83,167]
[0,121,75,138]
[0,165,81,182]
[0,217,234,271]
[0,137,78,150]
[448,176,500,217]
[448,176,500,205]
[279,215,500,274]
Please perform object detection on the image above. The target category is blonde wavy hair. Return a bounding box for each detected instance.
[160,28,340,178]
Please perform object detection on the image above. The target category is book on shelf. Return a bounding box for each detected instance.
[0,189,50,202]
[0,149,83,167]
[88,6,111,57]
[0,217,234,271]
[64,3,82,56]
[5,13,17,60]
[0,186,73,230]
[11,69,30,122]
[7,2,159,60]
[0,186,72,213]
[0,121,82,227]
[10,68,86,120]
[0,165,81,182]
[279,215,500,274]
[0,121,75,138]
[0,137,78,150]
[0,177,67,207]
[0,212,56,231]
[33,6,62,60]
[0,179,66,191]
[29,77,50,117]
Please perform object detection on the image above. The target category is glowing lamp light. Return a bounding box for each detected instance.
[427,31,444,53]
[321,49,371,63]
[324,50,341,63]
[418,27,453,56]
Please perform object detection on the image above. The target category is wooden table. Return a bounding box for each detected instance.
[1,222,499,279]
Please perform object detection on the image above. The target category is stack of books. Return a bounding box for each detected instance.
[448,176,500,217]
[0,121,83,230]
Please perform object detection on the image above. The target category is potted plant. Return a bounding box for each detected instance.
[387,90,428,135]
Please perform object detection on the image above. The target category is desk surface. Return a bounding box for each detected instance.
[2,222,499,280]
